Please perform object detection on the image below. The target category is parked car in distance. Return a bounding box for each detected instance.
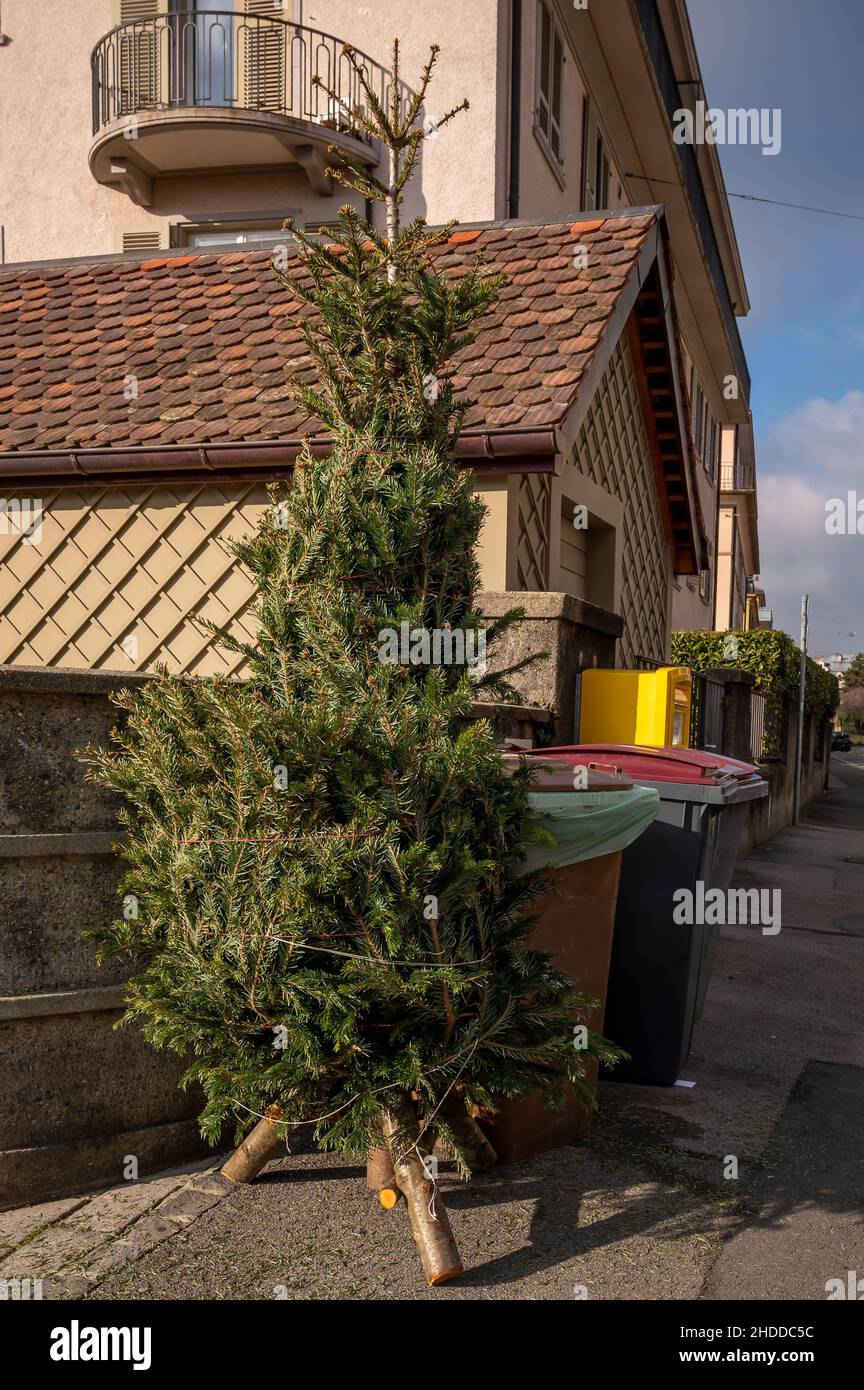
[831,732,852,752]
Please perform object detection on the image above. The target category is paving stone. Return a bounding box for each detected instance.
[0,1195,88,1250]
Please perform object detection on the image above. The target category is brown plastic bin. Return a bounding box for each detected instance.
[480,846,623,1163]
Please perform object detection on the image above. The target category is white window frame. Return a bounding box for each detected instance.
[172,213,301,250]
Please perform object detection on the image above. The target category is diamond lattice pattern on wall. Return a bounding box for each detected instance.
[571,335,670,667]
[516,473,551,591]
[0,483,269,676]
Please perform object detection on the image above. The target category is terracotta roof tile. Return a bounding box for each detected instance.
[0,213,656,456]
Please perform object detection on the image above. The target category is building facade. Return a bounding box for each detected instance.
[0,0,759,697]
[713,422,771,632]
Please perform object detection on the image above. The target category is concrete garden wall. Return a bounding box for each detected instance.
[0,665,210,1210]
[740,706,831,855]
[480,590,623,744]
[0,662,555,1209]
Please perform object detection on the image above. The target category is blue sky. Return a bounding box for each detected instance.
[687,0,864,657]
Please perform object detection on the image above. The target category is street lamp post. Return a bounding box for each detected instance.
[793,594,809,825]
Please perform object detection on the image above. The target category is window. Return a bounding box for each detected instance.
[594,133,610,210]
[175,214,333,250]
[580,105,611,210]
[691,378,705,459]
[536,1,564,167]
[700,568,712,604]
[704,419,720,484]
[183,226,288,249]
[167,0,237,108]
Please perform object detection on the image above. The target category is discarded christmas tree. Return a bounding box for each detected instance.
[87,42,621,1286]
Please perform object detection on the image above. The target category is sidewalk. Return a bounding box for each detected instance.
[4,755,863,1301]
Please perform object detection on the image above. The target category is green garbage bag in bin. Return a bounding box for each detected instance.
[518,783,660,874]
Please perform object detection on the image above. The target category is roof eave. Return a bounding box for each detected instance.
[0,428,560,488]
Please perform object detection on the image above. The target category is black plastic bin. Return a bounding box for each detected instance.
[522,745,768,1084]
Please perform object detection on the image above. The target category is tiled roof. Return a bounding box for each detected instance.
[0,213,659,458]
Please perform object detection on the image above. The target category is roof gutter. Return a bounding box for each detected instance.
[0,429,559,488]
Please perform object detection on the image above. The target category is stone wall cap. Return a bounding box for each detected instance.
[470,701,552,724]
[0,984,127,1020]
[479,590,624,637]
[0,664,152,696]
[0,831,123,858]
[701,667,757,687]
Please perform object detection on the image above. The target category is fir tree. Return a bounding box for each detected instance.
[87,42,621,1284]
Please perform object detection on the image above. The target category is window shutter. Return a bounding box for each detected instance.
[538,3,552,143]
[549,28,563,161]
[117,1,161,115]
[537,3,563,164]
[244,0,287,112]
[119,0,159,17]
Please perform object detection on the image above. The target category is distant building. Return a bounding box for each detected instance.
[815,653,854,680]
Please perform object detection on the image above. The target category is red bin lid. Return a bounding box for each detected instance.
[522,743,761,786]
[501,751,634,792]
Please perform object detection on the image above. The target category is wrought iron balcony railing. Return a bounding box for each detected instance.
[720,461,756,492]
[91,10,396,142]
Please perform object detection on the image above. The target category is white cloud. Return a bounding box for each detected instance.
[758,393,864,650]
[774,389,864,474]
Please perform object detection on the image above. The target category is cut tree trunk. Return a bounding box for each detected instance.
[440,1094,498,1172]
[221,1104,286,1184]
[367,1145,402,1208]
[381,1099,463,1286]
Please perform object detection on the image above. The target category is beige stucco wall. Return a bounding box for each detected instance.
[314,0,502,227]
[714,504,747,632]
[475,475,514,591]
[0,0,116,263]
[515,0,626,224]
[714,505,733,631]
[0,0,501,265]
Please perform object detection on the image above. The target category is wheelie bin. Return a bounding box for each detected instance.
[485,755,660,1160]
[519,745,768,1084]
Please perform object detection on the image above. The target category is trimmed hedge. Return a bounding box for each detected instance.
[671,629,840,761]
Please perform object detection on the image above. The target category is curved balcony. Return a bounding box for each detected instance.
[90,11,395,205]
